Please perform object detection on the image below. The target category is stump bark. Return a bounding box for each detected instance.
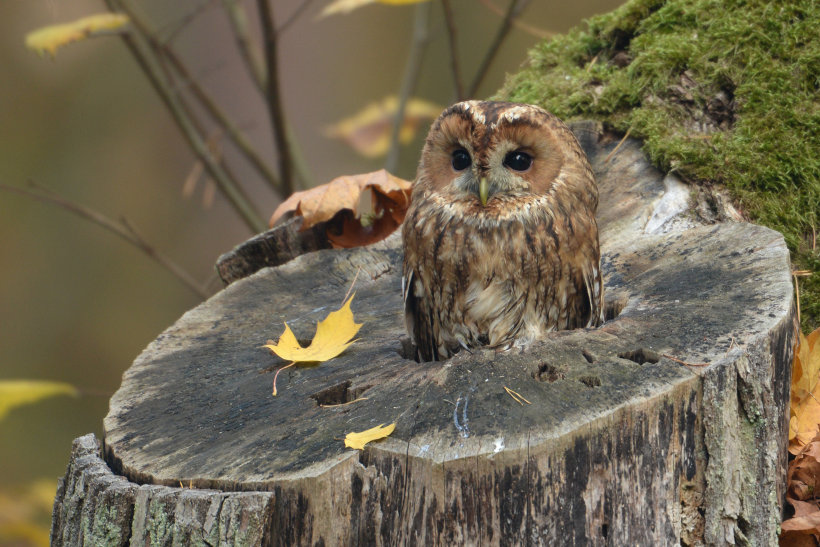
[52,123,796,546]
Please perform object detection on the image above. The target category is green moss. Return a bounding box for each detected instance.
[500,0,820,330]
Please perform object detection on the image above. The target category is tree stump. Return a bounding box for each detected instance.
[52,123,796,546]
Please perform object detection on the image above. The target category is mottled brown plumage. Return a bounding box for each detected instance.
[402,101,603,362]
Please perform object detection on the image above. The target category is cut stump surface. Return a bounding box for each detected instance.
[53,123,795,546]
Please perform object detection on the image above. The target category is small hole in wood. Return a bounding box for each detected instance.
[579,375,602,388]
[582,349,595,363]
[604,295,629,321]
[618,348,660,365]
[533,363,567,383]
[310,381,371,406]
[397,335,418,362]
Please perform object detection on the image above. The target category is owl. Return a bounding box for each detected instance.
[402,101,603,362]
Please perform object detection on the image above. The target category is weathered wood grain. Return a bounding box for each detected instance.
[53,123,795,546]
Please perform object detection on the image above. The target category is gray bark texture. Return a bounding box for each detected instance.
[52,123,796,546]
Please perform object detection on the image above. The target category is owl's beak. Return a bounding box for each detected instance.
[479,176,489,207]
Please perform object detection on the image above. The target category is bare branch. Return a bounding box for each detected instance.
[441,0,465,101]
[162,0,219,43]
[478,0,552,40]
[385,2,432,174]
[221,0,314,190]
[257,0,295,196]
[151,35,286,196]
[277,0,316,34]
[468,0,533,98]
[222,0,266,91]
[106,0,267,232]
[0,182,210,299]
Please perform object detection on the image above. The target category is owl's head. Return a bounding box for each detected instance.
[413,101,592,212]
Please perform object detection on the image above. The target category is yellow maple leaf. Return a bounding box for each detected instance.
[344,423,396,449]
[25,13,129,58]
[789,327,820,454]
[0,380,78,421]
[324,96,442,158]
[264,294,362,363]
[320,0,429,17]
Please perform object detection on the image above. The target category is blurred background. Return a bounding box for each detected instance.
[1,0,622,542]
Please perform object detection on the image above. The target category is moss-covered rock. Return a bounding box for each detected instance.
[500,0,819,330]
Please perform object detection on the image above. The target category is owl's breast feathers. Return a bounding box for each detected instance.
[403,187,603,362]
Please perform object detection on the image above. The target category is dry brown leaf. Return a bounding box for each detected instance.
[269,169,411,248]
[785,430,820,546]
[324,96,441,158]
[790,328,820,454]
[780,527,820,547]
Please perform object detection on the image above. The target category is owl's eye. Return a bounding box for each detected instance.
[451,149,471,171]
[503,151,533,171]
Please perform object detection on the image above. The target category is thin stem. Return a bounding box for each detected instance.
[441,0,465,101]
[222,0,266,92]
[277,0,316,34]
[478,0,552,39]
[385,2,432,174]
[257,0,295,196]
[468,0,532,97]
[108,0,267,232]
[153,36,285,196]
[1,183,210,299]
[222,0,314,190]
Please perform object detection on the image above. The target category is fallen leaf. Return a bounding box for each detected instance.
[324,96,441,158]
[344,423,396,449]
[0,380,78,421]
[25,13,129,57]
[790,327,820,454]
[263,294,362,363]
[320,0,430,17]
[269,169,412,248]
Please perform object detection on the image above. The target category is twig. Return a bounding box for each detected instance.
[603,127,632,164]
[793,270,812,325]
[221,0,314,190]
[222,0,266,91]
[440,0,465,101]
[504,386,531,405]
[0,182,210,299]
[106,0,267,232]
[320,396,369,408]
[257,0,295,196]
[161,0,218,43]
[151,35,285,195]
[277,0,316,34]
[662,353,709,367]
[478,0,552,39]
[385,2,432,173]
[468,0,532,97]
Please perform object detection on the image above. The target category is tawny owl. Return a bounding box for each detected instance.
[402,101,603,362]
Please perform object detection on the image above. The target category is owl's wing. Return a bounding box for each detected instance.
[402,268,440,362]
[581,260,604,328]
